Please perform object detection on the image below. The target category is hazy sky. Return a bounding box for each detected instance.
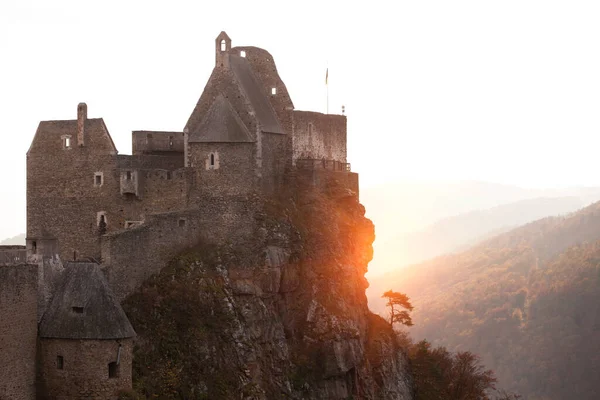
[1,0,599,241]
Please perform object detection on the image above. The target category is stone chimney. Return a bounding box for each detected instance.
[77,103,87,147]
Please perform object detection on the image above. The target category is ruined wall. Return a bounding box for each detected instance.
[232,45,295,135]
[38,338,133,400]
[187,143,256,200]
[261,132,288,194]
[132,131,184,155]
[27,114,188,261]
[296,169,359,197]
[27,117,119,260]
[0,245,27,265]
[293,111,347,163]
[0,264,38,400]
[102,199,258,301]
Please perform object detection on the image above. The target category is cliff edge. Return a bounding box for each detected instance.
[122,178,413,399]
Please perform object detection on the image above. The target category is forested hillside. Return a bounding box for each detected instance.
[373,196,588,270]
[368,201,600,399]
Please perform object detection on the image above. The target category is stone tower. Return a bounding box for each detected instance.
[37,263,135,399]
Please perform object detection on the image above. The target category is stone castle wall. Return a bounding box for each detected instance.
[102,197,258,301]
[0,264,38,400]
[38,338,133,400]
[293,111,347,163]
[27,116,188,262]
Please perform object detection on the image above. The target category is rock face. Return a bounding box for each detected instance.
[123,180,413,399]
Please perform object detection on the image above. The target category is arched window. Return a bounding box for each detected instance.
[220,39,227,52]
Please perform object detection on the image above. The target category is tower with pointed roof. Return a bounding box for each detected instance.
[37,262,135,399]
[25,30,355,299]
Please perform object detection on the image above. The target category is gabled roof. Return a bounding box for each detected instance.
[188,94,253,143]
[229,55,284,134]
[39,262,135,340]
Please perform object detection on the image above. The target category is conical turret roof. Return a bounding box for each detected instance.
[39,262,135,339]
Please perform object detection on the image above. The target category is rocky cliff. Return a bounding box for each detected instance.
[122,178,413,399]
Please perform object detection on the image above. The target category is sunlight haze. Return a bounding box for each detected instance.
[1,1,600,278]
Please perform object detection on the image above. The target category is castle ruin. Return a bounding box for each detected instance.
[0,32,358,399]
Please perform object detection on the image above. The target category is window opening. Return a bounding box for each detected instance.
[65,137,71,148]
[220,39,227,52]
[57,356,64,370]
[32,241,37,254]
[210,153,215,167]
[98,213,107,235]
[108,362,118,378]
[169,136,174,147]
[240,50,246,57]
[72,306,84,314]
[271,87,277,95]
[126,171,132,180]
[94,172,103,187]
[308,123,313,135]
[178,218,186,228]
[166,171,172,180]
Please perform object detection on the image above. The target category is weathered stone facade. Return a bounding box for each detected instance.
[1,31,359,400]
[26,31,354,301]
[0,264,38,400]
[38,338,133,400]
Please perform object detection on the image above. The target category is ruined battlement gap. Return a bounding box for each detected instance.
[292,110,347,165]
[132,130,185,155]
[0,246,27,265]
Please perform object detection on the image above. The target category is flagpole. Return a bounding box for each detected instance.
[326,66,329,114]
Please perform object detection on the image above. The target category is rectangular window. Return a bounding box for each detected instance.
[72,306,84,314]
[126,171,132,180]
[57,356,64,369]
[94,172,103,187]
[62,135,72,149]
[178,218,186,228]
[108,362,118,378]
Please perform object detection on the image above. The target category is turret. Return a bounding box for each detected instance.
[215,31,231,69]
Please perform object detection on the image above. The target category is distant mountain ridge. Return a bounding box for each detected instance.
[361,180,600,276]
[0,233,25,245]
[368,199,600,399]
[374,196,589,271]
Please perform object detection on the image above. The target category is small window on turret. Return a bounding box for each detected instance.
[271,87,277,95]
[220,39,227,52]
[57,356,64,369]
[240,50,246,57]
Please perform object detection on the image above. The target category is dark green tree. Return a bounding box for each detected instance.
[382,290,414,327]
